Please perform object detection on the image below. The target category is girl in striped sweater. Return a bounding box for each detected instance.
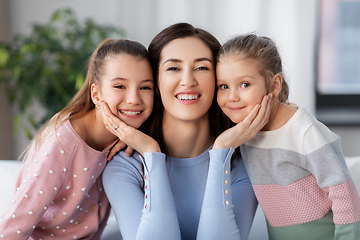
[216,33,360,240]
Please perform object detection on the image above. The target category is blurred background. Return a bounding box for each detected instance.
[1,0,360,160]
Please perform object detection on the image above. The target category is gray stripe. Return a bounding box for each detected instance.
[241,139,350,188]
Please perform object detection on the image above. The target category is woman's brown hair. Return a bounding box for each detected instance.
[147,23,228,154]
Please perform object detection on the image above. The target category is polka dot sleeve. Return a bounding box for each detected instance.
[0,134,69,239]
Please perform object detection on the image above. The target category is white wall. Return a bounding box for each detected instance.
[3,0,360,158]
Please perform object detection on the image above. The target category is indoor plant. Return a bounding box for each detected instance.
[0,8,125,139]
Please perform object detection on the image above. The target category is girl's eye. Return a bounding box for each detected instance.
[114,85,125,89]
[218,84,229,90]
[140,86,152,90]
[241,83,250,88]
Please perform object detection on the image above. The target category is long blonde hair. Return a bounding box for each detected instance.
[25,38,150,158]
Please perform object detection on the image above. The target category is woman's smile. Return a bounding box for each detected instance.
[175,91,201,104]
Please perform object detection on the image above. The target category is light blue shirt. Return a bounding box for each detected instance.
[102,147,257,240]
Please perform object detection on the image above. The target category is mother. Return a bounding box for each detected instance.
[101,23,271,240]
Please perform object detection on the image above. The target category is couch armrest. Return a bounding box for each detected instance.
[0,160,22,217]
[345,156,360,191]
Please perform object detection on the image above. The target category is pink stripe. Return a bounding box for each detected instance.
[327,178,360,225]
[254,176,360,227]
[253,175,330,227]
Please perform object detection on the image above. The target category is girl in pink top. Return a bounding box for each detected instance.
[0,39,154,239]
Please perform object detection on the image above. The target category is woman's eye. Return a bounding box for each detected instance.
[166,67,179,71]
[195,66,209,71]
[218,84,229,90]
[241,83,250,88]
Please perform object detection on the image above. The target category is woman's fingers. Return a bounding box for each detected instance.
[125,146,134,157]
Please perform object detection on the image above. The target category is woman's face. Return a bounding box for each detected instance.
[94,54,154,129]
[157,37,215,122]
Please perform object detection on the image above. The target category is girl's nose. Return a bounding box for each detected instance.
[229,89,240,102]
[179,68,197,87]
[126,90,142,105]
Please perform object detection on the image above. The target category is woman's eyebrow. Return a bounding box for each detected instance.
[195,57,212,63]
[163,57,212,65]
[142,79,154,83]
[163,58,181,65]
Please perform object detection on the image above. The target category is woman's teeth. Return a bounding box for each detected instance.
[177,94,199,100]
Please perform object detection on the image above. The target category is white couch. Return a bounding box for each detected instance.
[1,157,359,240]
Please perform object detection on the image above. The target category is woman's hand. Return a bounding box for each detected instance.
[100,101,161,157]
[213,93,272,150]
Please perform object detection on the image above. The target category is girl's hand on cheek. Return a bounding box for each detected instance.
[100,101,161,157]
[249,93,272,131]
[213,93,272,150]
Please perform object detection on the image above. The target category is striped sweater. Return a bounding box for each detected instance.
[240,107,360,240]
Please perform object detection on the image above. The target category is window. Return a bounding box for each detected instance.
[316,0,360,125]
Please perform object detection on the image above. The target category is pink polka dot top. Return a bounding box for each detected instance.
[0,120,114,240]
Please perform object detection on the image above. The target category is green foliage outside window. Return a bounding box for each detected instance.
[0,8,125,139]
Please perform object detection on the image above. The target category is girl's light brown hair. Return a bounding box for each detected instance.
[25,38,150,159]
[218,33,289,103]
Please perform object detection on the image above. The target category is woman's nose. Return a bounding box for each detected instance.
[179,69,197,87]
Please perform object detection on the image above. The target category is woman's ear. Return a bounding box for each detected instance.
[91,83,101,106]
[269,73,282,98]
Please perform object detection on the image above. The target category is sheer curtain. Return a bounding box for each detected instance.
[119,0,317,113]
[8,0,317,158]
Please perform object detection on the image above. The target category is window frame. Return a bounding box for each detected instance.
[315,0,360,126]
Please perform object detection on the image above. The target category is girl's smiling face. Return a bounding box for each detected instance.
[93,54,154,129]
[216,56,268,124]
